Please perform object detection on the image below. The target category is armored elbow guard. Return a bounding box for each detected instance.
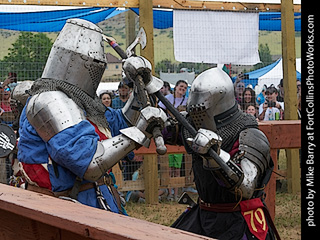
[83,134,137,181]
[203,153,244,191]
[238,128,270,174]
[237,128,271,199]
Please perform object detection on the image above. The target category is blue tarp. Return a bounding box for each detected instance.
[131,9,301,31]
[259,12,301,31]
[131,8,173,29]
[0,7,301,32]
[0,7,116,32]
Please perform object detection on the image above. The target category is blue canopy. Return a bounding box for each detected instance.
[0,7,301,32]
[0,7,116,32]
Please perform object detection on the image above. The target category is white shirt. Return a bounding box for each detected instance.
[263,107,280,121]
[158,94,188,110]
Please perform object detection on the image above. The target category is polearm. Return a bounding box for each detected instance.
[103,30,167,155]
[104,32,239,182]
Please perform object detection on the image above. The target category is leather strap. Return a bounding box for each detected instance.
[26,178,105,198]
[199,199,241,212]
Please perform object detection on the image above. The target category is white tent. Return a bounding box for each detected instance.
[96,82,120,96]
[244,58,301,94]
[159,71,195,85]
[258,58,301,88]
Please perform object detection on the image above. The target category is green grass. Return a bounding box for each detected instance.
[125,192,301,239]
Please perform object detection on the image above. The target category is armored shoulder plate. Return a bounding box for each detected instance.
[26,91,86,142]
[238,128,270,173]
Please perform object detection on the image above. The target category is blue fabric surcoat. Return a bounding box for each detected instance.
[18,101,130,213]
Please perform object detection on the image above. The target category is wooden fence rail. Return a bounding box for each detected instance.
[113,120,301,220]
[0,184,213,240]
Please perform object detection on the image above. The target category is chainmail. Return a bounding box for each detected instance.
[29,78,109,129]
[216,111,258,152]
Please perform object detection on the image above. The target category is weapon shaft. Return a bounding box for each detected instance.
[155,91,239,182]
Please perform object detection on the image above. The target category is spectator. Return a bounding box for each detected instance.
[277,79,284,102]
[158,80,188,112]
[233,73,245,104]
[158,80,188,201]
[297,80,301,93]
[239,87,257,113]
[1,86,12,112]
[3,72,18,90]
[112,82,132,109]
[256,84,267,106]
[160,81,172,96]
[246,104,259,121]
[99,91,113,108]
[258,86,284,121]
[0,86,15,127]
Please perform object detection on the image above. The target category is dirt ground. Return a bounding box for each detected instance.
[125,192,301,240]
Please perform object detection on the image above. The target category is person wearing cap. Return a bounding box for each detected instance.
[112,82,132,109]
[258,86,284,121]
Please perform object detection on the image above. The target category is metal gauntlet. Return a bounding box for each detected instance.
[123,56,152,85]
[83,134,138,181]
[189,128,244,191]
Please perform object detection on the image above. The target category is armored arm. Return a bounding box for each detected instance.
[26,91,166,182]
[84,106,167,181]
[189,128,270,199]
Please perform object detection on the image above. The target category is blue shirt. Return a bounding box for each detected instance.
[112,97,127,109]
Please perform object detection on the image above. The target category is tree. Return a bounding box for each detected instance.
[0,32,53,80]
[253,43,273,70]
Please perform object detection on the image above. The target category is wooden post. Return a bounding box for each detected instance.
[281,0,300,194]
[125,9,136,52]
[139,0,155,75]
[159,154,170,187]
[143,154,159,204]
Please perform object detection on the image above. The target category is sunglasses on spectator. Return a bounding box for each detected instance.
[266,87,277,95]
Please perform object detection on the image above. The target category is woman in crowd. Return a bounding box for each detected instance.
[246,104,259,121]
[239,87,257,113]
[99,91,113,108]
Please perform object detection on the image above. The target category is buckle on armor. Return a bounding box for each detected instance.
[103,174,111,186]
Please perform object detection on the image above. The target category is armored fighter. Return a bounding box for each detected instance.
[170,68,279,239]
[17,19,166,213]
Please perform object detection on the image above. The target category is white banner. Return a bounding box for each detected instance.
[173,10,260,65]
